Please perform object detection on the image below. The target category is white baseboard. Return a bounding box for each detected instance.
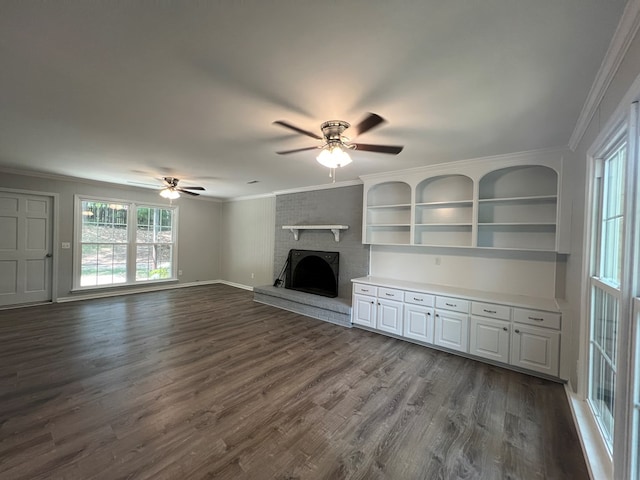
[564,384,613,480]
[216,280,254,291]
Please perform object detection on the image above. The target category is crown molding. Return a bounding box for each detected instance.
[358,145,569,182]
[569,0,640,151]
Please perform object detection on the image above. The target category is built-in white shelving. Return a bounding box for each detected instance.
[360,153,565,252]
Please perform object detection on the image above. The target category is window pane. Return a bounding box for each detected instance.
[600,144,625,286]
[136,245,172,281]
[589,285,619,451]
[136,207,173,243]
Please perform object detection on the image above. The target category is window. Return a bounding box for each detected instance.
[588,139,627,452]
[76,198,177,288]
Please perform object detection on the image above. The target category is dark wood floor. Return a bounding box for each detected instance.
[0,284,588,480]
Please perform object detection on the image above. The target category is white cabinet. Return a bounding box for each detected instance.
[470,316,511,363]
[352,278,563,379]
[353,293,376,328]
[404,304,434,343]
[511,324,560,376]
[434,309,469,353]
[352,285,403,334]
[377,298,404,335]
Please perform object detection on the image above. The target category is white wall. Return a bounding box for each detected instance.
[220,195,275,288]
[371,246,558,298]
[564,25,640,390]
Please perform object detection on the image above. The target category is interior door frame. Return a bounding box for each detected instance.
[0,187,59,304]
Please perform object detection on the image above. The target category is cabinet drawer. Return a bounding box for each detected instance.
[435,296,469,314]
[404,291,434,306]
[354,284,377,296]
[471,302,511,321]
[513,308,561,330]
[378,287,404,301]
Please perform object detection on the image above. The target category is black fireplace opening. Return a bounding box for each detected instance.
[285,249,339,298]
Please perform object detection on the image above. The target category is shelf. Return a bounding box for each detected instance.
[478,222,556,227]
[478,195,557,203]
[369,223,411,227]
[416,200,473,207]
[282,224,349,242]
[415,223,472,227]
[368,203,411,209]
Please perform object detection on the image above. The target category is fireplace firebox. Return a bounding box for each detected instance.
[285,249,339,298]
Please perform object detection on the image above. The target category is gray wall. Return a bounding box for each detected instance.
[220,196,276,288]
[0,172,221,300]
[274,185,370,299]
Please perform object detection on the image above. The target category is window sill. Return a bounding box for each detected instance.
[565,386,613,480]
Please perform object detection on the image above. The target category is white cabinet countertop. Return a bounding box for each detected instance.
[351,276,560,313]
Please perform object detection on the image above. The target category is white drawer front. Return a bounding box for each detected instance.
[435,296,469,314]
[404,291,435,306]
[354,284,377,296]
[471,302,511,321]
[378,287,403,301]
[513,308,561,330]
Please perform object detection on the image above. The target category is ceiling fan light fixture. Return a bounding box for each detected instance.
[160,188,180,199]
[316,145,352,169]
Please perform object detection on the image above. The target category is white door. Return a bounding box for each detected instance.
[377,298,403,335]
[353,294,376,327]
[0,192,53,306]
[403,304,434,344]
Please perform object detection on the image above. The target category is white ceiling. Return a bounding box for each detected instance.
[0,1,627,199]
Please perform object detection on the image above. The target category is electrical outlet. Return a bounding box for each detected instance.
[435,257,441,266]
[251,273,255,279]
[61,242,71,249]
[178,270,183,276]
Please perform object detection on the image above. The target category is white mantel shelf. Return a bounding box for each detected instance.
[282,225,349,242]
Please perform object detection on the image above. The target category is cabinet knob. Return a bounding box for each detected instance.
[515,329,520,334]
[503,327,508,331]
[427,312,431,316]
[435,314,439,317]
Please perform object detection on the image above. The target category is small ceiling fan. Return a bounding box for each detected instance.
[273,113,404,175]
[159,177,205,199]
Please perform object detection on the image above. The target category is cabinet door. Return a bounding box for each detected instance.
[403,304,434,344]
[434,310,469,353]
[353,294,377,328]
[511,324,559,376]
[377,298,403,335]
[470,316,510,363]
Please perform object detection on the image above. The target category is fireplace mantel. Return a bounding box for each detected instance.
[282,224,349,242]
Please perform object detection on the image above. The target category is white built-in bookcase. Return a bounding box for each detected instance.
[362,150,568,252]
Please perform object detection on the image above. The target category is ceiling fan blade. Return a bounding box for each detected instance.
[353,113,386,136]
[177,188,200,196]
[353,143,404,155]
[273,121,322,140]
[276,146,320,155]
[180,186,205,191]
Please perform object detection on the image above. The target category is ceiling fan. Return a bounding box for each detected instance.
[273,113,404,178]
[159,177,205,199]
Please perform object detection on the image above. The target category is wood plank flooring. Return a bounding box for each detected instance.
[0,284,589,479]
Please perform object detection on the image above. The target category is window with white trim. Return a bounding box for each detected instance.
[588,138,627,452]
[76,198,177,288]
